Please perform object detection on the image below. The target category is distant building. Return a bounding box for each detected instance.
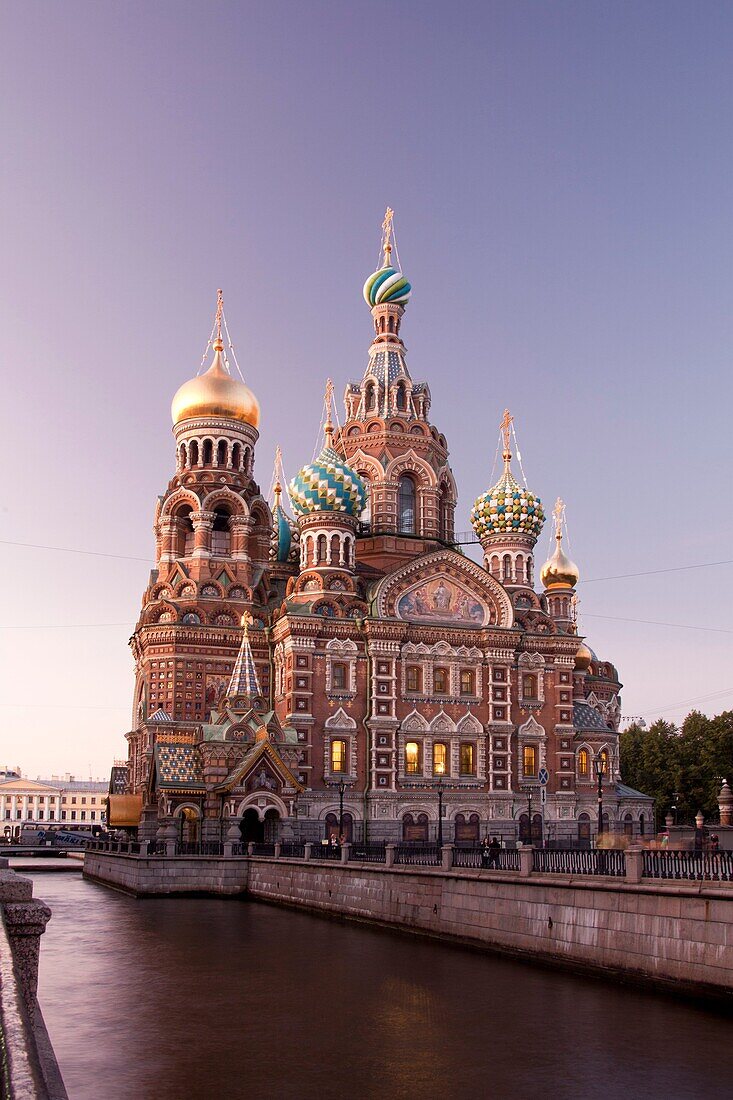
[121,214,653,846]
[0,773,108,835]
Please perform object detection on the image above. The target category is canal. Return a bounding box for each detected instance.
[31,873,733,1100]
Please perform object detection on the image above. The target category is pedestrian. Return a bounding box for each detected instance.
[481,837,491,869]
[711,833,720,853]
[488,836,501,869]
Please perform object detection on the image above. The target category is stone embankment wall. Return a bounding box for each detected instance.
[0,859,67,1099]
[85,851,733,1000]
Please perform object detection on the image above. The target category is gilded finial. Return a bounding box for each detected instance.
[213,289,224,352]
[553,497,565,543]
[324,378,335,446]
[273,444,283,505]
[500,408,513,469]
[241,610,253,636]
[382,207,394,268]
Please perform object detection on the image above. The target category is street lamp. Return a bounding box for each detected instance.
[527,788,533,845]
[337,779,345,841]
[672,791,680,827]
[594,752,605,841]
[436,775,444,847]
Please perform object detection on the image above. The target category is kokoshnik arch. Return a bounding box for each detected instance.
[119,210,651,847]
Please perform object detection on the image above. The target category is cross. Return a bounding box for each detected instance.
[500,408,513,462]
[382,207,394,267]
[215,289,224,342]
[553,497,565,539]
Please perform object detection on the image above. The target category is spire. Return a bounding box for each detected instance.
[323,378,335,449]
[226,612,261,703]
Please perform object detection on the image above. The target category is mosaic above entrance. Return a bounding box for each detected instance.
[396,577,489,626]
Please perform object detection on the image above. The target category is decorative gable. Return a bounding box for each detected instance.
[373,550,513,629]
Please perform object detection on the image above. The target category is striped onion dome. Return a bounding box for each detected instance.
[289,444,366,518]
[270,483,293,562]
[363,265,412,307]
[470,466,545,542]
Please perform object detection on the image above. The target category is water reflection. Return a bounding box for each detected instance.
[32,874,733,1100]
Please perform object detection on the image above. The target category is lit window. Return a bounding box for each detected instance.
[599,750,608,774]
[405,741,421,774]
[523,745,537,777]
[434,668,448,694]
[460,670,475,696]
[459,743,475,775]
[331,739,347,773]
[578,749,589,777]
[332,662,347,690]
[433,742,448,776]
[522,674,537,700]
[406,665,422,693]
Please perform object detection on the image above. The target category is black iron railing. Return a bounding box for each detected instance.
[452,847,519,871]
[643,849,733,882]
[279,842,306,859]
[230,842,246,856]
[532,848,626,877]
[395,844,441,866]
[250,843,276,857]
[174,841,224,856]
[351,843,387,863]
[311,844,342,860]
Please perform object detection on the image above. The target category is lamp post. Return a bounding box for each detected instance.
[527,789,533,845]
[337,779,345,841]
[436,776,444,847]
[672,791,680,827]
[594,752,605,842]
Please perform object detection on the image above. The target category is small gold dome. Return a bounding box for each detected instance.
[171,339,260,428]
[575,642,593,671]
[540,539,580,590]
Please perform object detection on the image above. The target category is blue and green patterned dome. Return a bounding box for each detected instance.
[363,265,412,307]
[470,468,545,542]
[289,445,366,518]
[270,491,294,563]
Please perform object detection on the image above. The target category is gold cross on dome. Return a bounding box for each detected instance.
[553,497,565,539]
[215,289,224,341]
[382,207,394,267]
[500,408,513,465]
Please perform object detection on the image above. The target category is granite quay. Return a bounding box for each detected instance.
[84,842,733,1002]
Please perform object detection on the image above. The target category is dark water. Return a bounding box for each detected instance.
[31,873,733,1100]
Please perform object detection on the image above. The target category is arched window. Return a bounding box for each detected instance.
[402,813,429,842]
[211,508,232,556]
[232,442,241,469]
[179,443,187,469]
[639,813,645,836]
[503,554,512,581]
[459,743,475,775]
[398,475,416,534]
[330,739,346,773]
[317,534,327,563]
[359,477,371,524]
[189,440,199,466]
[460,669,475,696]
[515,555,525,584]
[174,505,194,558]
[439,487,452,541]
[578,813,591,845]
[433,742,448,776]
[519,813,531,842]
[395,382,406,411]
[202,439,213,465]
[578,748,589,778]
[433,667,448,694]
[216,440,227,466]
[523,745,537,777]
[490,555,500,579]
[331,662,347,690]
[405,741,421,775]
[599,749,609,775]
[406,665,422,693]
[522,674,537,700]
[365,383,376,412]
[623,813,634,837]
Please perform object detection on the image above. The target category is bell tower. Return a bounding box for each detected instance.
[337,209,457,571]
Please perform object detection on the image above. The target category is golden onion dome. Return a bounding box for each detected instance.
[540,537,580,590]
[171,338,260,429]
[575,642,593,671]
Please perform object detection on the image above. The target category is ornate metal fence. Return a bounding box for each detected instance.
[310,844,342,860]
[174,841,224,856]
[533,848,626,877]
[350,843,387,864]
[643,849,733,882]
[250,843,276,857]
[452,847,520,871]
[279,842,306,859]
[395,844,441,866]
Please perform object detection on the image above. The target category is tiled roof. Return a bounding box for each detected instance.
[573,701,610,732]
[154,743,204,791]
[227,631,261,700]
[149,708,173,722]
[615,781,654,801]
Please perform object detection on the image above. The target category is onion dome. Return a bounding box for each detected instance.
[363,266,412,307]
[470,467,544,540]
[541,498,580,589]
[362,207,411,307]
[575,642,594,672]
[172,336,260,428]
[271,480,293,563]
[289,402,365,518]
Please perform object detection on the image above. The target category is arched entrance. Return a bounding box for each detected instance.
[518,813,530,843]
[454,812,480,844]
[240,808,264,844]
[177,806,200,844]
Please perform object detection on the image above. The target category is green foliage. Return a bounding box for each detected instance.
[620,710,733,826]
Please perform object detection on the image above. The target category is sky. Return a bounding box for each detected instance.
[2,0,733,778]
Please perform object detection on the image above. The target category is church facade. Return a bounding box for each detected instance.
[122,213,651,846]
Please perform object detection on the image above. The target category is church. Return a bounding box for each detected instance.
[119,211,652,847]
